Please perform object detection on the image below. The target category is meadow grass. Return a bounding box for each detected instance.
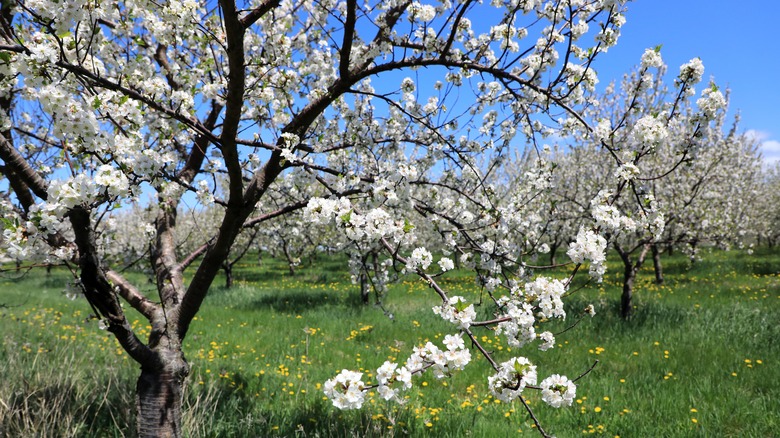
[0,248,778,437]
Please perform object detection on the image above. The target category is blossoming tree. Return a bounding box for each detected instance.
[0,0,686,436]
[753,162,780,247]
[556,48,761,318]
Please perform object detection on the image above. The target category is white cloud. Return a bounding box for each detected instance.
[746,129,780,165]
[761,139,780,154]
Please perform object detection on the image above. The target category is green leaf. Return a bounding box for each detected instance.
[454,298,468,313]
[0,52,11,63]
[0,217,14,229]
[340,210,352,224]
[513,360,530,375]
[403,219,415,234]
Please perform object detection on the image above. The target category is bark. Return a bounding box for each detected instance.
[616,243,650,319]
[689,240,698,265]
[359,253,370,304]
[282,242,296,276]
[651,244,664,284]
[135,349,189,438]
[549,242,559,266]
[223,262,234,288]
[360,272,369,304]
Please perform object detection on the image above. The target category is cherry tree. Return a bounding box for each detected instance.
[0,0,663,436]
[557,48,761,318]
[653,116,761,258]
[753,162,780,248]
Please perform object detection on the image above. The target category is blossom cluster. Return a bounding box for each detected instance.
[322,370,365,410]
[495,277,566,350]
[640,47,664,69]
[591,190,637,234]
[566,227,608,281]
[540,374,577,408]
[323,334,471,409]
[488,357,537,402]
[631,115,669,147]
[696,84,727,119]
[432,296,477,329]
[303,198,408,243]
[406,247,433,272]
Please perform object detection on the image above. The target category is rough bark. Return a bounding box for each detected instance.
[136,349,189,438]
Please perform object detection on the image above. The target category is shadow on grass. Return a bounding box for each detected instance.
[660,255,780,277]
[186,367,399,438]
[239,290,366,313]
[233,269,290,284]
[563,294,694,334]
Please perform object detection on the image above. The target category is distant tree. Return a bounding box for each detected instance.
[560,48,760,318]
[753,162,780,247]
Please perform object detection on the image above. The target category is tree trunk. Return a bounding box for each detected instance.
[651,244,663,284]
[616,244,650,319]
[549,242,559,266]
[282,242,296,276]
[360,272,369,304]
[223,263,233,288]
[360,253,370,304]
[689,240,698,265]
[620,262,635,319]
[135,352,189,438]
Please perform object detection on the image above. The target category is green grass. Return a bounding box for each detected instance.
[1,248,779,437]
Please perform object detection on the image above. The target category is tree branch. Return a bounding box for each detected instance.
[106,270,159,320]
[0,133,49,200]
[239,0,281,28]
[339,0,357,80]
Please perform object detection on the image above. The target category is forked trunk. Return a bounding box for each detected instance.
[616,244,650,319]
[136,351,189,438]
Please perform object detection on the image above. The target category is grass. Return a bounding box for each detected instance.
[0,247,778,437]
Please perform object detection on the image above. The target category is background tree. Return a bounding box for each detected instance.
[560,48,752,318]
[752,162,780,248]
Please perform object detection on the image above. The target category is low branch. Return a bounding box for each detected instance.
[106,270,159,320]
[0,133,48,200]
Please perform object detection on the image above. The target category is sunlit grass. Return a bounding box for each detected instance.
[1,248,778,436]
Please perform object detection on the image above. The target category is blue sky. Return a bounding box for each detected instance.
[591,0,780,163]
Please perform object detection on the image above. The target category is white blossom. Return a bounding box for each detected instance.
[540,374,576,408]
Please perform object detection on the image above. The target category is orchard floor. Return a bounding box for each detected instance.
[1,248,778,437]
